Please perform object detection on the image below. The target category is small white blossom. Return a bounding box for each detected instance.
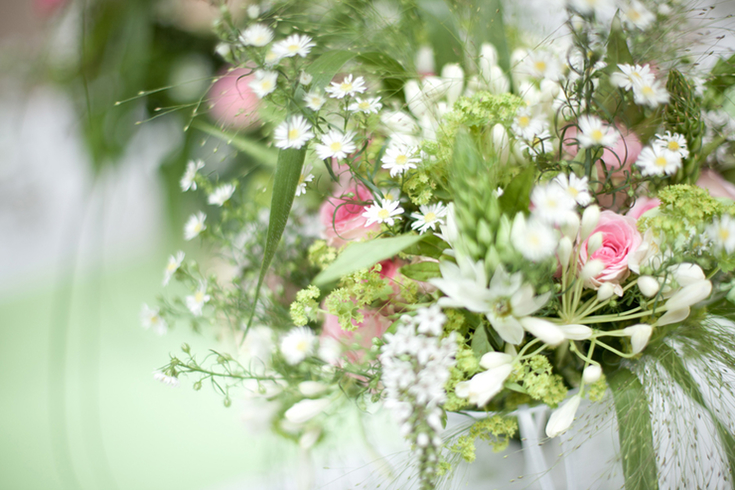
[183,211,206,241]
[180,159,204,191]
[208,183,236,206]
[635,145,682,176]
[239,24,274,47]
[654,131,689,159]
[511,213,559,261]
[325,74,367,99]
[295,164,314,197]
[577,115,619,148]
[281,327,317,365]
[512,107,548,140]
[348,96,382,114]
[706,215,735,254]
[264,49,279,66]
[553,173,592,206]
[414,305,447,337]
[141,304,167,335]
[523,50,562,81]
[632,80,669,108]
[382,187,401,202]
[303,91,326,111]
[299,71,313,86]
[248,70,278,99]
[186,282,211,317]
[381,144,420,177]
[273,115,314,150]
[622,1,655,30]
[530,183,578,226]
[153,371,180,388]
[271,34,315,60]
[623,324,653,354]
[162,251,185,286]
[362,199,404,227]
[546,394,581,438]
[410,202,448,234]
[315,129,357,160]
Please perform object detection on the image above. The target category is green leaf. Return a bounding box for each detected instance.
[420,1,463,70]
[402,233,448,259]
[498,165,535,216]
[606,13,634,67]
[192,120,277,167]
[246,148,307,331]
[313,235,425,286]
[471,324,492,358]
[306,50,357,91]
[400,261,441,282]
[607,367,659,490]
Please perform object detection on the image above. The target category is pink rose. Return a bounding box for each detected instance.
[626,196,661,220]
[564,123,642,173]
[207,68,261,129]
[578,211,642,292]
[697,169,735,200]
[321,309,391,364]
[319,183,380,248]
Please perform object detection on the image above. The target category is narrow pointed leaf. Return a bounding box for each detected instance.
[193,120,277,167]
[400,261,441,282]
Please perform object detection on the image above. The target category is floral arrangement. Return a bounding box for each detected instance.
[142,0,735,488]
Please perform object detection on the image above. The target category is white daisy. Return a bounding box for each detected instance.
[553,173,592,206]
[295,164,314,197]
[523,50,562,81]
[632,80,670,108]
[510,213,559,262]
[264,49,279,66]
[180,159,204,191]
[348,96,382,114]
[382,187,401,202]
[271,34,315,60]
[610,64,655,91]
[274,115,314,149]
[362,199,405,227]
[325,74,367,99]
[162,251,185,286]
[184,211,206,241]
[239,24,274,47]
[706,215,735,254]
[315,129,357,160]
[530,183,578,226]
[248,70,278,99]
[153,371,180,387]
[654,131,689,159]
[185,282,211,317]
[517,129,553,155]
[280,327,317,365]
[208,183,236,206]
[381,144,420,177]
[411,202,449,234]
[576,115,619,148]
[303,91,326,111]
[141,304,167,335]
[622,1,655,30]
[512,107,548,140]
[635,145,682,176]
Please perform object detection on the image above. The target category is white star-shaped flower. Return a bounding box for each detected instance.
[576,115,619,148]
[162,251,185,286]
[381,143,420,177]
[362,199,404,227]
[530,182,578,226]
[315,129,357,160]
[274,115,314,149]
[271,34,315,60]
[325,74,367,99]
[185,282,211,317]
[635,145,682,176]
[510,213,559,262]
[180,159,204,191]
[208,183,236,206]
[632,80,669,108]
[141,304,167,335]
[654,131,689,159]
[610,64,655,91]
[553,173,592,206]
[248,70,278,99]
[706,215,735,254]
[303,91,326,111]
[348,96,382,114]
[410,202,448,234]
[295,164,314,197]
[184,211,206,241]
[280,327,317,365]
[239,24,274,47]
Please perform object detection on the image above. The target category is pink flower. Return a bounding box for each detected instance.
[207,68,261,129]
[319,184,380,248]
[564,123,642,173]
[697,169,735,200]
[578,211,642,292]
[321,309,391,364]
[626,196,660,220]
[34,0,67,15]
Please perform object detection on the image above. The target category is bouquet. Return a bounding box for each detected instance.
[142,0,735,487]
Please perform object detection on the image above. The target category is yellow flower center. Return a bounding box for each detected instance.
[378,209,391,219]
[628,9,641,21]
[667,140,680,151]
[296,339,309,352]
[330,141,342,151]
[568,187,579,197]
[720,228,730,241]
[194,291,204,303]
[424,212,436,222]
[167,262,177,271]
[288,128,300,140]
[591,129,604,142]
[193,223,202,233]
[655,156,668,167]
[288,44,300,52]
[518,116,530,128]
[359,101,369,110]
[534,61,547,73]
[384,192,394,201]
[395,154,408,165]
[642,85,654,96]
[340,82,353,92]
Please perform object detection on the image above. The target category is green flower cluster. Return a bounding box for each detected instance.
[324,266,394,330]
[308,240,337,269]
[290,285,321,326]
[507,355,568,408]
[450,415,519,463]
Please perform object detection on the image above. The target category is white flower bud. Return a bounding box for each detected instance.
[561,213,581,239]
[638,276,660,297]
[441,63,464,104]
[587,232,604,255]
[557,237,573,269]
[299,71,313,86]
[404,80,427,119]
[581,259,604,281]
[623,324,653,354]
[582,364,602,384]
[488,65,510,94]
[665,280,712,309]
[492,123,510,164]
[580,205,601,240]
[284,398,331,424]
[519,317,565,346]
[298,381,329,397]
[670,263,705,286]
[421,76,446,102]
[597,282,615,301]
[299,427,321,449]
[457,364,513,406]
[559,323,592,340]
[247,5,260,18]
[415,45,435,75]
[479,352,514,370]
[479,43,499,76]
[545,394,581,438]
[656,307,690,326]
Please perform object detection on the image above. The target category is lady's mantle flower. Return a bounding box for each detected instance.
[576,115,619,148]
[706,215,735,254]
[635,145,682,176]
[325,74,367,99]
[184,211,206,240]
[362,199,404,227]
[410,202,448,234]
[315,129,357,160]
[271,34,315,59]
[381,143,420,177]
[186,282,210,317]
[180,159,204,191]
[654,131,689,159]
[274,115,314,149]
[162,251,185,286]
[141,304,167,335]
[239,24,274,47]
[208,183,236,206]
[280,326,317,365]
[248,70,278,99]
[303,91,326,111]
[348,96,382,114]
[553,173,592,206]
[295,164,314,197]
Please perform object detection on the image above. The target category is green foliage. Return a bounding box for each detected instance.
[400,261,441,282]
[324,266,393,330]
[507,355,568,408]
[308,240,337,269]
[606,13,634,67]
[290,285,321,326]
[450,415,518,462]
[586,374,608,402]
[664,70,705,184]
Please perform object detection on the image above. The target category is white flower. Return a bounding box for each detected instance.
[519,317,566,346]
[512,107,548,140]
[273,115,314,149]
[632,80,669,108]
[180,159,204,191]
[623,323,653,354]
[429,257,493,313]
[162,251,185,286]
[248,70,278,99]
[665,280,713,310]
[567,0,616,18]
[315,129,357,160]
[545,394,581,438]
[303,91,326,111]
[299,71,313,86]
[557,323,593,341]
[654,131,689,159]
[208,183,236,206]
[441,63,464,104]
[638,275,660,297]
[264,49,279,66]
[281,327,317,365]
[271,34,315,60]
[577,115,619,148]
[455,361,513,407]
[295,164,314,197]
[657,307,691,326]
[530,183,578,226]
[141,304,167,335]
[706,215,735,254]
[580,204,601,240]
[553,173,592,206]
[246,5,260,19]
[186,282,210,317]
[381,110,419,134]
[239,24,274,47]
[414,305,447,336]
[523,50,561,81]
[153,371,180,388]
[622,1,655,30]
[511,213,559,261]
[284,398,330,424]
[410,203,448,234]
[183,211,206,240]
[299,381,329,397]
[381,143,420,177]
[348,96,382,114]
[381,187,401,202]
[635,145,682,176]
[325,74,367,99]
[362,199,404,227]
[582,364,602,384]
